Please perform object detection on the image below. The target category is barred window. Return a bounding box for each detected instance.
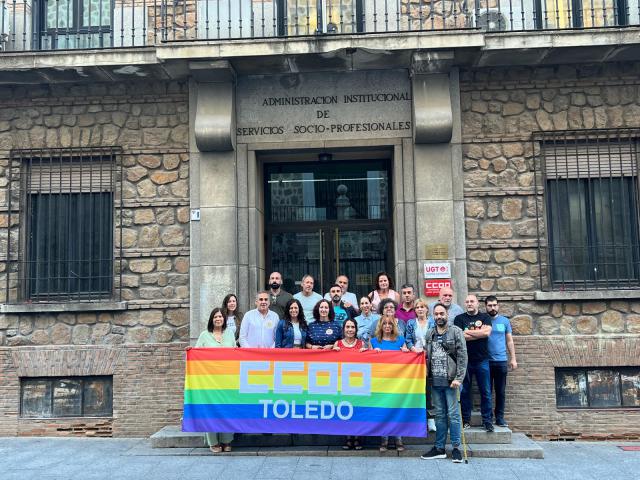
[20,376,113,418]
[555,368,640,409]
[5,148,122,303]
[538,130,640,290]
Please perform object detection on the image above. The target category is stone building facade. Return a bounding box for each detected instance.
[0,81,190,436]
[1,13,639,440]
[460,63,640,439]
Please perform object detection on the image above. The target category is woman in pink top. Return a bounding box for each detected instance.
[368,271,400,313]
[333,318,367,450]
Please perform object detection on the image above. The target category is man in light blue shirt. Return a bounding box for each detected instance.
[428,286,464,327]
[485,295,518,427]
[293,274,323,323]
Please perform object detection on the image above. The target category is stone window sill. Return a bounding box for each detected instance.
[535,290,640,301]
[0,302,127,314]
[18,416,113,420]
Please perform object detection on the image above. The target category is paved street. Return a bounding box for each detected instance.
[0,437,638,480]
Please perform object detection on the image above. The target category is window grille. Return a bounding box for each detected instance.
[4,147,123,303]
[534,129,640,291]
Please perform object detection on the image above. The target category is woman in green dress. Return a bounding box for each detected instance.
[195,307,236,453]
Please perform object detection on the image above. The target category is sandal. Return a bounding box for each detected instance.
[222,444,232,452]
[379,442,388,452]
[354,439,363,451]
[210,445,222,454]
[342,439,354,450]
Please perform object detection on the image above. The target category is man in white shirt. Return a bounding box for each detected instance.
[239,291,279,348]
[324,274,359,313]
[293,274,323,323]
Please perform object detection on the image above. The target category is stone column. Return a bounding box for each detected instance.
[188,62,239,341]
[412,52,468,302]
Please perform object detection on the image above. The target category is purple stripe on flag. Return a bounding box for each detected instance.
[182,417,427,438]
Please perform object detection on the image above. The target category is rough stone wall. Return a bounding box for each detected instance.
[461,63,640,438]
[0,81,190,347]
[0,81,190,436]
[460,62,640,330]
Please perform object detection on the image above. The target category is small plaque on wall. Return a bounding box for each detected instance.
[425,244,449,260]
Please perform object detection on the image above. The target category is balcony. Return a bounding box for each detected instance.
[1,0,639,53]
[1,1,640,84]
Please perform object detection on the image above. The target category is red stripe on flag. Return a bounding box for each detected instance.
[186,347,426,366]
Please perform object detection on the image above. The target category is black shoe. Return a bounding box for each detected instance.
[463,421,471,429]
[421,446,447,460]
[452,448,463,463]
[495,419,508,427]
[484,421,494,432]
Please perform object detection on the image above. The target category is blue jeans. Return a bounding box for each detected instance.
[431,385,461,449]
[490,361,508,422]
[461,359,493,424]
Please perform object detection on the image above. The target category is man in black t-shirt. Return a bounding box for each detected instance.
[454,294,494,432]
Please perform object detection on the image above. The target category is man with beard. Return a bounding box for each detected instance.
[420,303,467,463]
[454,294,494,433]
[327,283,357,327]
[428,286,464,327]
[267,271,293,319]
[485,295,517,427]
[324,275,359,313]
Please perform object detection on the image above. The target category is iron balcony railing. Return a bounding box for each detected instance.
[0,0,639,52]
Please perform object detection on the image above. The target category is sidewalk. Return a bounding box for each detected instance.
[0,437,638,480]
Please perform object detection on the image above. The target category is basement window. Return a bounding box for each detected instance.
[20,376,113,418]
[555,368,640,409]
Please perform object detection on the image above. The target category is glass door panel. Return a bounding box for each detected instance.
[266,160,389,223]
[334,228,388,299]
[266,158,392,297]
[269,231,324,294]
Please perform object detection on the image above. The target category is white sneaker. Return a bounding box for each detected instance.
[428,418,437,432]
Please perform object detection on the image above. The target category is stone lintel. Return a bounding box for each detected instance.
[11,346,124,377]
[535,290,640,301]
[0,302,127,314]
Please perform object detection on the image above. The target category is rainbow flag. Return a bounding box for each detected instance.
[183,348,427,437]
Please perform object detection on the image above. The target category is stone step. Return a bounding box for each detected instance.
[398,434,544,459]
[144,432,542,459]
[151,425,512,449]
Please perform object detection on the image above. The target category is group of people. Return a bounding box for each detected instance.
[194,271,517,463]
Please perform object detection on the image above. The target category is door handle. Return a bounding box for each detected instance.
[334,228,339,275]
[319,229,324,290]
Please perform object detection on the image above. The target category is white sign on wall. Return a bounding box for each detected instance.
[423,262,452,279]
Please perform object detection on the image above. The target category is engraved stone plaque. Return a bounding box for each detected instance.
[236,70,412,143]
